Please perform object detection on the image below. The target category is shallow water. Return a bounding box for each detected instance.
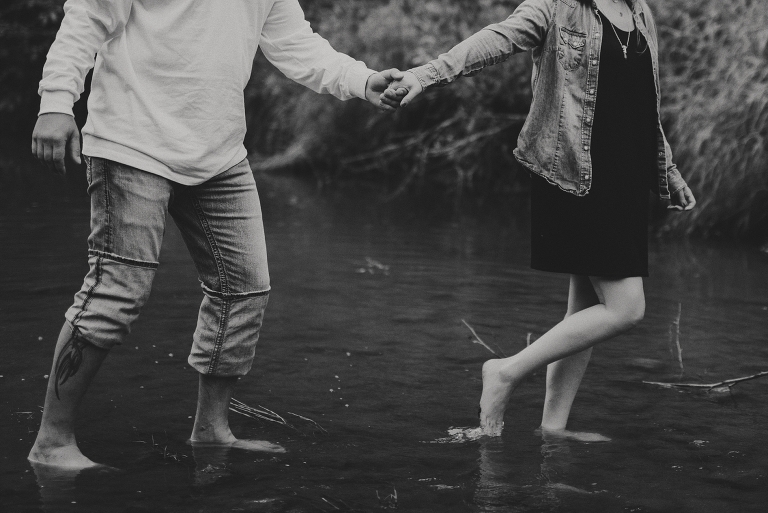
[1,176,767,512]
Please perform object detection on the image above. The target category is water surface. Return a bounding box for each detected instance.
[1,175,767,512]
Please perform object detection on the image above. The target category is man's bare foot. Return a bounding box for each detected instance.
[189,436,285,453]
[479,358,518,437]
[28,441,101,469]
[537,427,611,443]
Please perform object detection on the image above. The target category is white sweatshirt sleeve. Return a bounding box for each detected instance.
[259,0,376,101]
[38,0,134,116]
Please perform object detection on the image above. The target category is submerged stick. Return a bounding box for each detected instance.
[461,319,504,358]
[644,370,768,390]
[670,302,684,376]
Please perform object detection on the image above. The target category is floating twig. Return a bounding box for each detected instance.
[461,320,505,358]
[229,398,292,428]
[644,370,768,390]
[230,398,327,435]
[286,411,328,434]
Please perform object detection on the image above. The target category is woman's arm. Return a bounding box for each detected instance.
[663,132,696,211]
[388,0,555,106]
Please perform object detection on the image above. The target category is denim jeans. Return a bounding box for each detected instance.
[64,157,269,376]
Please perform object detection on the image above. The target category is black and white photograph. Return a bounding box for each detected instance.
[1,0,766,511]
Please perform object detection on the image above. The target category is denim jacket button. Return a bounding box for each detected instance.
[591,60,598,66]
[589,89,595,95]
[583,145,589,151]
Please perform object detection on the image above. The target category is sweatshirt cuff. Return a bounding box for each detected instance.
[350,67,377,100]
[39,90,76,117]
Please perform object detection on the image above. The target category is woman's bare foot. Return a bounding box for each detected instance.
[28,441,101,469]
[479,358,519,437]
[537,427,611,443]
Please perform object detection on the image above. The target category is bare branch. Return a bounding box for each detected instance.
[644,370,768,389]
[461,319,504,358]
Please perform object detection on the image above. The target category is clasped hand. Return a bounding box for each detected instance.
[365,69,423,112]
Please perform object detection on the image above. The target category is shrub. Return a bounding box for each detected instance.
[651,0,768,240]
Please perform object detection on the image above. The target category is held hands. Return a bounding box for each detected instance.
[366,68,409,112]
[381,71,423,108]
[365,69,424,111]
[668,186,696,211]
[32,113,81,175]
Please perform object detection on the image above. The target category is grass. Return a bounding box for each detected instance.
[652,0,768,241]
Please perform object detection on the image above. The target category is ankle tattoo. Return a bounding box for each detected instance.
[54,328,89,399]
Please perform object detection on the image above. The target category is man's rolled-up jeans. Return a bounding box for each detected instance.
[64,157,269,376]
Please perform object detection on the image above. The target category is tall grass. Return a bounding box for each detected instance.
[652,0,768,240]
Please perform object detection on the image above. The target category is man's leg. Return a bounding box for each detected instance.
[29,158,171,467]
[169,159,282,453]
[29,324,109,468]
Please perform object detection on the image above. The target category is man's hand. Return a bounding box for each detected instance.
[32,113,81,175]
[382,71,423,108]
[365,69,408,112]
[668,186,696,211]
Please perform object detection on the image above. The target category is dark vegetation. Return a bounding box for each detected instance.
[1,0,766,241]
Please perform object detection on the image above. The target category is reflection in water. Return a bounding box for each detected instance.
[538,436,588,507]
[473,439,547,512]
[31,461,80,512]
[473,435,615,512]
[190,443,233,487]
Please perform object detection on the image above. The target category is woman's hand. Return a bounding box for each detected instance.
[381,71,424,108]
[668,186,696,211]
[365,68,408,112]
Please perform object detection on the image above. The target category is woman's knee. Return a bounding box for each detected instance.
[612,294,645,331]
[625,298,645,328]
[592,277,645,331]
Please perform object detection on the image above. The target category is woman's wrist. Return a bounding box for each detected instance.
[407,63,439,90]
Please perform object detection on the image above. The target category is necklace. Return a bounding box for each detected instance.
[608,17,631,59]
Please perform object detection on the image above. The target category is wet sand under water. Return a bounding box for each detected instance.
[1,176,767,512]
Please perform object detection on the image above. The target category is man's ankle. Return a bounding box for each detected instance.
[191,423,236,444]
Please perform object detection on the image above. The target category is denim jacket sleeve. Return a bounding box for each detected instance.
[408,0,555,89]
[643,2,688,195]
[663,132,687,195]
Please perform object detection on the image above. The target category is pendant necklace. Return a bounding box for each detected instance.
[608,17,631,59]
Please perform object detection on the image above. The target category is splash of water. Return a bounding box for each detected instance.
[426,426,485,444]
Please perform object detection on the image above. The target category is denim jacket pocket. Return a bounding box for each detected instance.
[557,26,587,71]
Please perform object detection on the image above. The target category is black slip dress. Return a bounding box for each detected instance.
[530,11,658,277]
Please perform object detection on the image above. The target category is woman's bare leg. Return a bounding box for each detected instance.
[479,276,644,436]
[540,275,599,432]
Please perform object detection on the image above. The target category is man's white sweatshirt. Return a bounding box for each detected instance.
[39,0,376,184]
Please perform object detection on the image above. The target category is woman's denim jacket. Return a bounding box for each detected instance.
[409,0,687,198]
